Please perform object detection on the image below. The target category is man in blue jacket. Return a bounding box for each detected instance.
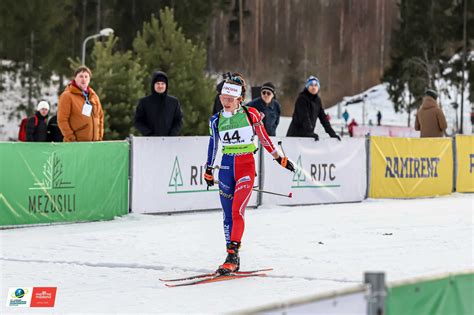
[247,82,281,136]
[134,71,183,136]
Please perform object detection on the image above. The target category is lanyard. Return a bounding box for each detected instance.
[82,90,91,105]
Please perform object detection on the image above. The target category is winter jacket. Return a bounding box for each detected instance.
[414,96,447,138]
[134,71,183,136]
[247,97,281,136]
[47,115,63,142]
[58,81,104,142]
[286,89,337,138]
[26,111,48,142]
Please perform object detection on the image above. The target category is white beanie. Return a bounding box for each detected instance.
[37,101,50,111]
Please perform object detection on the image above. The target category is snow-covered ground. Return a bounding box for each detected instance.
[1,194,472,314]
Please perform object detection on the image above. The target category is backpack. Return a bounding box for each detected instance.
[18,116,38,142]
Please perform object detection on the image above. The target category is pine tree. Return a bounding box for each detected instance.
[382,0,461,123]
[133,7,214,136]
[89,36,146,140]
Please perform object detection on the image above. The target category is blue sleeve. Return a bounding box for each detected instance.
[206,114,220,167]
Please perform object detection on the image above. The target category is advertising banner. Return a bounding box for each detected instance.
[131,137,258,213]
[353,126,419,138]
[455,135,474,192]
[0,142,129,226]
[261,138,367,205]
[386,273,474,315]
[369,137,453,198]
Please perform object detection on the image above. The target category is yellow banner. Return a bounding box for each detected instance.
[370,137,453,198]
[455,135,474,192]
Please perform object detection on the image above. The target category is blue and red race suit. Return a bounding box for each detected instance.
[206,105,277,244]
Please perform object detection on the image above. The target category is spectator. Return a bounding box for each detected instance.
[212,80,224,115]
[47,114,63,142]
[26,100,49,142]
[377,110,382,126]
[348,118,358,137]
[246,82,281,136]
[342,109,349,125]
[58,66,104,142]
[134,71,183,136]
[287,75,340,141]
[414,89,447,138]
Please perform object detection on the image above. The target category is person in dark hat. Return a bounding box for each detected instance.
[246,82,281,136]
[287,75,340,140]
[134,71,183,136]
[415,89,447,137]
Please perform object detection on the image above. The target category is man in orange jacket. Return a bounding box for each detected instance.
[58,66,104,142]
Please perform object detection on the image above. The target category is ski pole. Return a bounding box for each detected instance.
[252,187,292,198]
[212,179,292,198]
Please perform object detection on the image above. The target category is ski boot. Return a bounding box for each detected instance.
[217,241,240,275]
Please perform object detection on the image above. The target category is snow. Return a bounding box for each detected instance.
[1,194,472,313]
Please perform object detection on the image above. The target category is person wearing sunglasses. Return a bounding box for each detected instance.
[287,75,341,141]
[204,73,295,275]
[247,82,281,136]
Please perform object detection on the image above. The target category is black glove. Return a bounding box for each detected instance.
[275,156,295,172]
[204,166,214,186]
[331,134,341,141]
[313,134,319,141]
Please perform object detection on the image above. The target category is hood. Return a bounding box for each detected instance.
[421,96,438,110]
[150,71,168,95]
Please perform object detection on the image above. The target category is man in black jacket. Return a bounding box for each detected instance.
[247,82,281,136]
[134,71,183,136]
[287,76,340,141]
[26,100,49,142]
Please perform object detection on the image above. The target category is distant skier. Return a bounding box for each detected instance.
[204,72,295,275]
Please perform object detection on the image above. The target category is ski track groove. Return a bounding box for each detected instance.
[0,257,361,284]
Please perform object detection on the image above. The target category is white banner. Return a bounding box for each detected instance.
[131,136,258,213]
[262,137,367,205]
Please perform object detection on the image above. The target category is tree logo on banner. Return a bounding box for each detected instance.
[292,155,306,186]
[30,152,74,190]
[169,156,184,192]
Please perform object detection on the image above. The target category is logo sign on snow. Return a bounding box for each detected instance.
[30,287,57,307]
[7,287,32,307]
[28,152,76,214]
[7,287,57,308]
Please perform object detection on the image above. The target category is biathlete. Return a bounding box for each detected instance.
[204,72,295,275]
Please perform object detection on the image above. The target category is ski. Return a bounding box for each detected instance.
[165,273,267,287]
[159,268,272,282]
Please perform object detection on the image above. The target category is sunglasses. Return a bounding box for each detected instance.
[220,95,237,103]
[261,90,273,96]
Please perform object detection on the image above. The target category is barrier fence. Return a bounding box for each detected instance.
[237,271,474,315]
[0,141,129,227]
[369,136,453,198]
[1,135,472,224]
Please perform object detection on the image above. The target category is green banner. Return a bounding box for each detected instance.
[386,273,474,315]
[0,141,129,226]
